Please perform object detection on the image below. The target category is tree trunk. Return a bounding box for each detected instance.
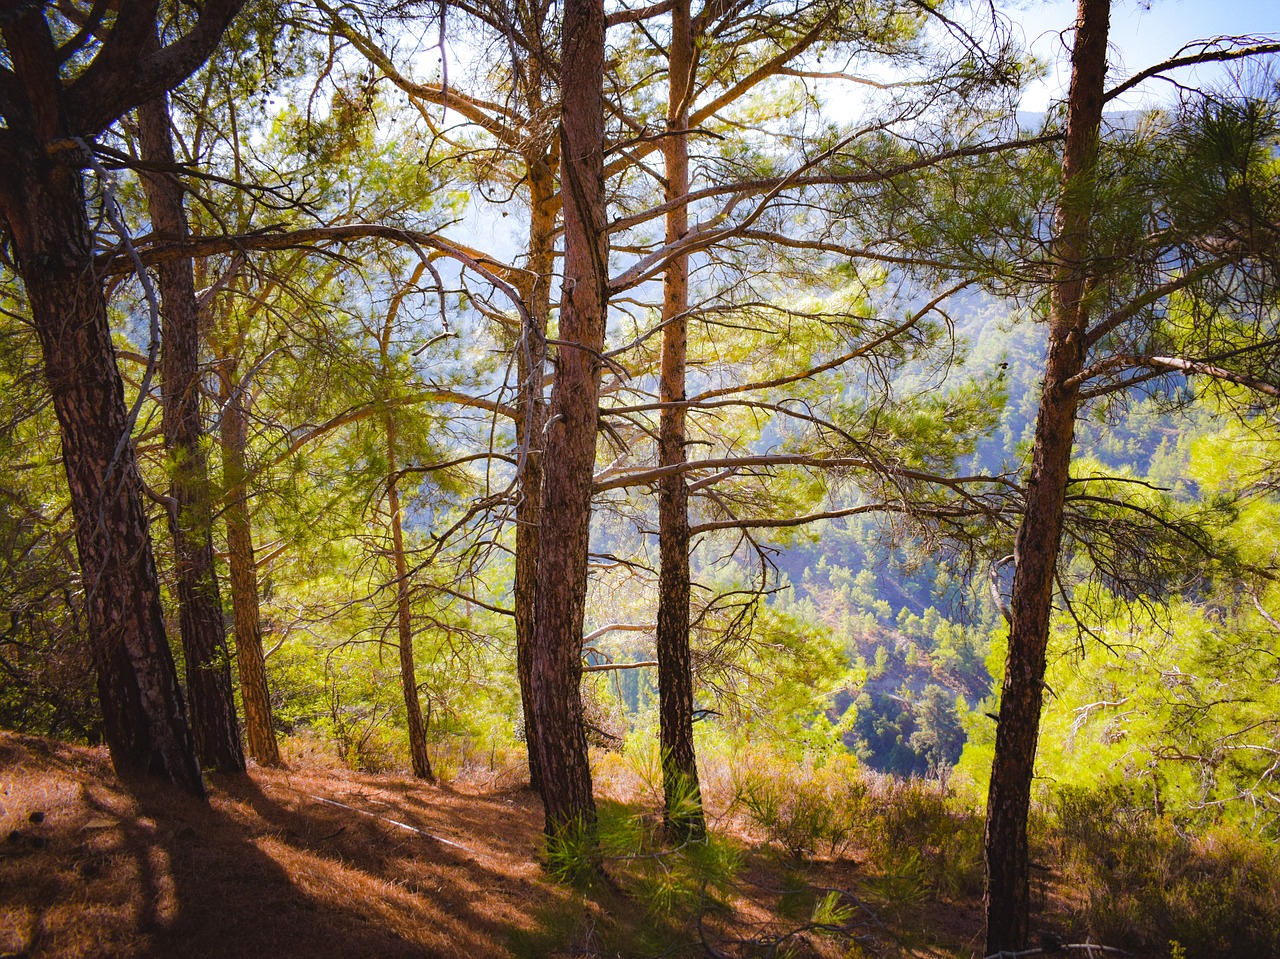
[514,151,556,792]
[530,0,607,844]
[383,410,434,780]
[0,0,243,796]
[137,89,245,774]
[218,371,282,767]
[0,147,204,796]
[983,0,1109,951]
[656,0,705,841]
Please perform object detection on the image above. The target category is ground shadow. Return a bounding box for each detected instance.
[0,734,583,959]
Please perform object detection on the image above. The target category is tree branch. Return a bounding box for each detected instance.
[1105,38,1280,104]
[67,0,246,136]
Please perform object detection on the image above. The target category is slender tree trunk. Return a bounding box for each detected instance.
[530,0,607,844]
[514,151,556,791]
[383,410,434,780]
[218,371,282,767]
[137,88,245,774]
[983,0,1109,951]
[656,0,705,841]
[0,148,203,796]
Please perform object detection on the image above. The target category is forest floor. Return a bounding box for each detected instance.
[0,731,1092,959]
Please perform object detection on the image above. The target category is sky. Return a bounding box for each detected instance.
[411,0,1280,261]
[1014,0,1280,110]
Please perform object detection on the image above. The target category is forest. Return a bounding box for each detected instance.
[2,0,1280,956]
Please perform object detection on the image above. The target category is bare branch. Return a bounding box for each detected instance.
[1105,38,1280,104]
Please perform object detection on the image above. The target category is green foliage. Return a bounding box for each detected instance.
[1029,416,1280,832]
[862,777,985,901]
[733,751,868,860]
[809,888,859,929]
[696,589,862,756]
[543,813,605,889]
[907,684,967,774]
[861,848,929,923]
[0,302,96,740]
[1045,784,1280,957]
[4,12,1280,959]
[630,829,742,920]
[539,795,742,958]
[793,549,986,776]
[506,895,600,959]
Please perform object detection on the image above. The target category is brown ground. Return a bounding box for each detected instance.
[0,732,990,959]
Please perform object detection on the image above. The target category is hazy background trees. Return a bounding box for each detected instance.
[1,0,1279,953]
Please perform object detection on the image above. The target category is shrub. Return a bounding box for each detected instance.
[1046,784,1280,957]
[860,776,985,901]
[731,751,867,859]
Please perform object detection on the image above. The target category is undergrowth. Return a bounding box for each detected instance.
[291,726,1280,958]
[1044,784,1280,958]
[544,741,923,957]
[730,748,984,909]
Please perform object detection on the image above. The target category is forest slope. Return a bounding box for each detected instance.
[0,731,992,959]
[1,732,549,958]
[5,731,1280,958]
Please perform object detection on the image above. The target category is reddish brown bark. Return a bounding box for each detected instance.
[384,421,433,780]
[514,151,556,792]
[137,88,245,774]
[655,0,705,841]
[2,159,205,794]
[0,3,241,794]
[529,0,607,843]
[983,0,1110,951]
[218,373,282,768]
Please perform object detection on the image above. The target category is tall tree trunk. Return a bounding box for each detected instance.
[137,88,245,774]
[983,0,1109,951]
[0,149,203,796]
[656,0,705,841]
[385,429,433,779]
[0,0,242,796]
[380,385,433,779]
[514,151,556,791]
[530,0,607,844]
[218,371,282,767]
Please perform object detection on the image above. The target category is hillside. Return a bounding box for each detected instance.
[1,732,989,959]
[1,732,550,958]
[5,730,1279,958]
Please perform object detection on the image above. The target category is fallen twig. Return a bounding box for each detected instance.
[307,794,478,855]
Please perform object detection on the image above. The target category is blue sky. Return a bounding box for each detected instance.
[1015,0,1280,110]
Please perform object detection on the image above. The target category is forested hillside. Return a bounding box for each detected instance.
[2,0,1280,955]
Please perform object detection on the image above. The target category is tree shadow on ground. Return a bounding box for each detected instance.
[0,733,582,959]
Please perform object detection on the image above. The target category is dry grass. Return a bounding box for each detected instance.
[0,731,568,959]
[0,731,1014,959]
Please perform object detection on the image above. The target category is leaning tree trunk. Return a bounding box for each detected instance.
[655,0,705,841]
[137,87,245,774]
[0,147,204,796]
[529,0,607,845]
[983,0,1109,951]
[514,150,557,791]
[218,370,282,767]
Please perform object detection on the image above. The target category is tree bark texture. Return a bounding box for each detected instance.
[0,0,243,796]
[8,173,205,795]
[656,0,705,841]
[530,0,607,842]
[514,151,556,792]
[137,89,245,774]
[0,8,205,794]
[218,373,282,767]
[983,0,1110,952]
